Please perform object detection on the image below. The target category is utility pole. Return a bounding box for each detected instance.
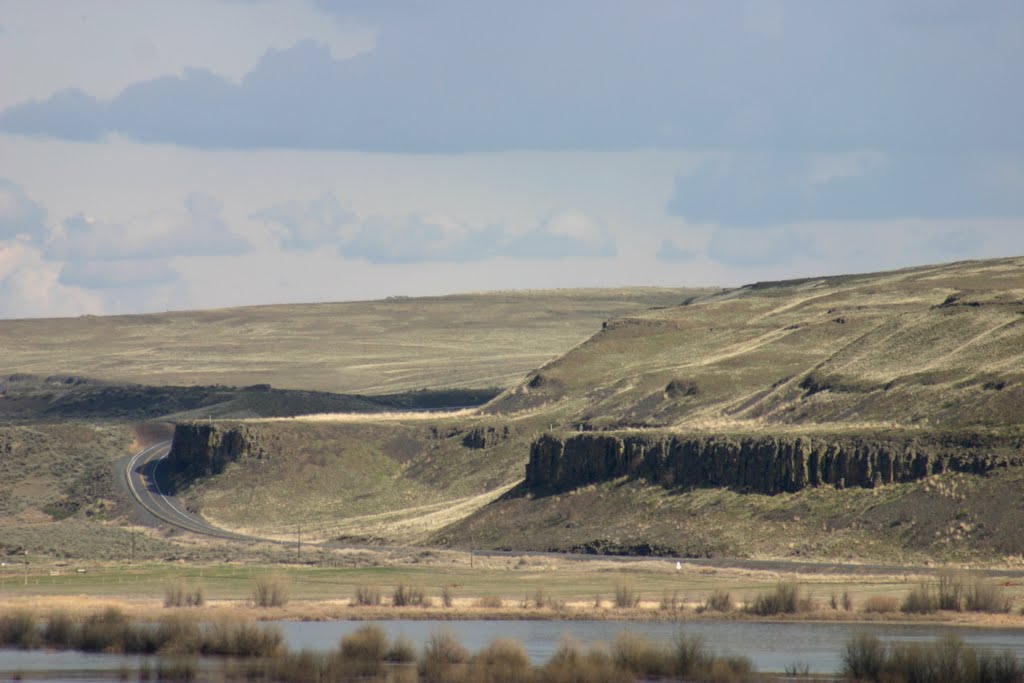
[297,524,301,561]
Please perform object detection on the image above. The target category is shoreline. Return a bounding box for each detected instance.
[3,595,1024,629]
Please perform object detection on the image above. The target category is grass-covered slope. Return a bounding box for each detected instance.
[488,257,1024,431]
[0,288,696,394]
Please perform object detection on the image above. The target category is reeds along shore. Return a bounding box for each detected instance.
[4,609,1024,682]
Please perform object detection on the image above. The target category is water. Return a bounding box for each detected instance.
[4,620,1024,680]
[276,619,1024,673]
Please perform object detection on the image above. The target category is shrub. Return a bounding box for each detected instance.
[393,583,431,607]
[79,607,131,653]
[340,624,389,662]
[612,631,673,678]
[701,589,733,613]
[419,629,469,681]
[674,634,712,677]
[842,591,854,611]
[613,582,641,609]
[842,633,885,681]
[154,614,201,654]
[937,572,964,611]
[965,578,1011,613]
[900,583,938,614]
[251,576,289,608]
[747,583,802,616]
[0,610,38,649]
[351,585,381,607]
[164,581,204,608]
[543,638,624,683]
[470,639,532,683]
[202,617,284,657]
[42,611,76,648]
[385,635,417,663]
[475,595,505,609]
[530,589,565,610]
[862,596,900,614]
[442,584,455,608]
[659,590,681,612]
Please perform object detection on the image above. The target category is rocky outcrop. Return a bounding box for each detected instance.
[165,422,270,490]
[525,432,1024,495]
[462,425,514,449]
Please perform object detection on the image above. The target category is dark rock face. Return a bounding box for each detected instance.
[166,423,269,490]
[462,425,513,449]
[525,432,1024,496]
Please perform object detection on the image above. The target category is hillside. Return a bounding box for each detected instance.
[487,256,1024,430]
[0,288,694,395]
[162,257,1024,562]
[0,288,699,560]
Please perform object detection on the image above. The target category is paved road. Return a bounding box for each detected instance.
[125,441,251,541]
[124,444,1024,580]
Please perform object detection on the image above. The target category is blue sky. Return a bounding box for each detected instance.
[0,0,1022,318]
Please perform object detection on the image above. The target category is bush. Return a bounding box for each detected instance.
[393,583,431,607]
[42,611,76,648]
[900,583,938,614]
[612,631,673,678]
[530,589,565,610]
[862,596,900,613]
[442,584,455,608]
[419,629,469,681]
[842,633,885,681]
[475,595,505,609]
[937,572,964,611]
[747,583,803,616]
[154,614,201,654]
[0,610,38,649]
[470,639,532,683]
[164,580,204,608]
[613,582,641,609]
[674,634,712,677]
[839,633,1024,683]
[965,578,1011,613]
[350,585,381,607]
[385,635,417,663]
[700,589,733,613]
[79,607,131,653]
[659,590,681,612]
[202,617,284,657]
[251,576,289,608]
[340,624,388,661]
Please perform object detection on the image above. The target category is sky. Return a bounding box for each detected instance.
[0,1,1022,319]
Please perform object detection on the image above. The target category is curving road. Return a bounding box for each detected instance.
[125,441,252,540]
[123,445,1024,581]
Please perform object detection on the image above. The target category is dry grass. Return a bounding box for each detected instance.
[0,289,690,394]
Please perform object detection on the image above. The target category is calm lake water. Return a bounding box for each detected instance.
[3,619,1024,680]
